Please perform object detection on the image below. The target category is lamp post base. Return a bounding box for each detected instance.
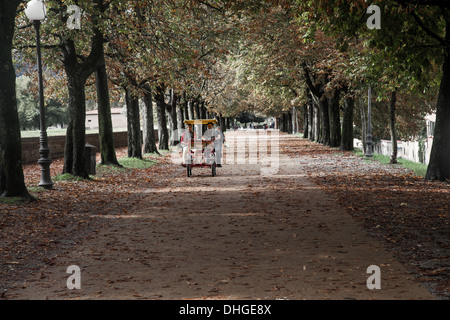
[365,135,374,158]
[38,155,53,189]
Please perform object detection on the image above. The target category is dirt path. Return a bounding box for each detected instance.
[6,131,435,300]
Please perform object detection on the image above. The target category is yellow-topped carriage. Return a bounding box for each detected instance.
[182,119,219,177]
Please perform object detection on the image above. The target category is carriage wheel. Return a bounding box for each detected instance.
[211,162,216,177]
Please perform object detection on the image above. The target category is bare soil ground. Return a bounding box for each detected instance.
[1,131,446,300]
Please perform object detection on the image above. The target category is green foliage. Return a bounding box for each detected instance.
[236,111,265,124]
[53,173,86,181]
[118,157,156,169]
[11,0,442,141]
[353,149,428,177]
[16,76,72,130]
[16,76,39,130]
[96,163,129,174]
[296,1,443,95]
[46,98,70,127]
[0,196,32,204]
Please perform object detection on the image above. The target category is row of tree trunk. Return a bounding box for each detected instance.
[275,87,354,152]
[123,82,232,161]
[301,87,355,151]
[298,78,399,164]
[153,85,230,151]
[299,63,355,151]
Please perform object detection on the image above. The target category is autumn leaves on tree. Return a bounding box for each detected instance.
[1,0,450,199]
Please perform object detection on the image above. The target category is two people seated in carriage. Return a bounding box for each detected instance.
[180,122,223,167]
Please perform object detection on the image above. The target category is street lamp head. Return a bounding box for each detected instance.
[25,0,47,21]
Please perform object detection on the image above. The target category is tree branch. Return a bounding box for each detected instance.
[17,22,32,30]
[196,0,224,13]
[394,0,450,8]
[410,10,446,45]
[302,62,322,98]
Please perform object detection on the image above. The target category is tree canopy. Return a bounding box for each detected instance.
[2,0,450,199]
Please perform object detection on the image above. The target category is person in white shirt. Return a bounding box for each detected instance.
[180,124,196,166]
[215,126,224,167]
[202,122,223,166]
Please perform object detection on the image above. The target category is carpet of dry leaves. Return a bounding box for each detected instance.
[1,134,448,299]
[280,136,449,299]
[0,146,165,297]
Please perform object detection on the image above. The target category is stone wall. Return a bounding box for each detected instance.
[21,130,158,165]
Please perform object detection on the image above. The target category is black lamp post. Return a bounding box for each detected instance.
[25,0,53,188]
[365,86,374,158]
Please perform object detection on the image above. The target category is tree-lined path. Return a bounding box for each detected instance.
[2,1,449,304]
[4,131,438,300]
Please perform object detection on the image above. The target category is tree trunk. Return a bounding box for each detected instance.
[194,100,201,119]
[201,102,207,119]
[389,89,398,164]
[63,75,89,178]
[155,85,169,150]
[95,53,120,166]
[125,87,142,159]
[303,63,327,143]
[220,114,226,132]
[312,95,320,142]
[287,112,292,132]
[328,90,341,148]
[360,95,367,153]
[292,106,298,134]
[177,100,184,130]
[288,111,293,133]
[181,91,187,127]
[167,89,178,145]
[284,113,289,132]
[308,92,314,140]
[319,97,330,145]
[303,104,309,139]
[61,10,104,178]
[426,46,450,181]
[0,0,32,199]
[188,100,194,120]
[183,103,189,123]
[184,100,189,123]
[340,91,354,151]
[142,86,158,154]
[63,122,74,176]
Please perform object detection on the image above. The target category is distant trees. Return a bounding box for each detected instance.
[16,76,39,130]
[236,111,265,126]
[16,76,69,130]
